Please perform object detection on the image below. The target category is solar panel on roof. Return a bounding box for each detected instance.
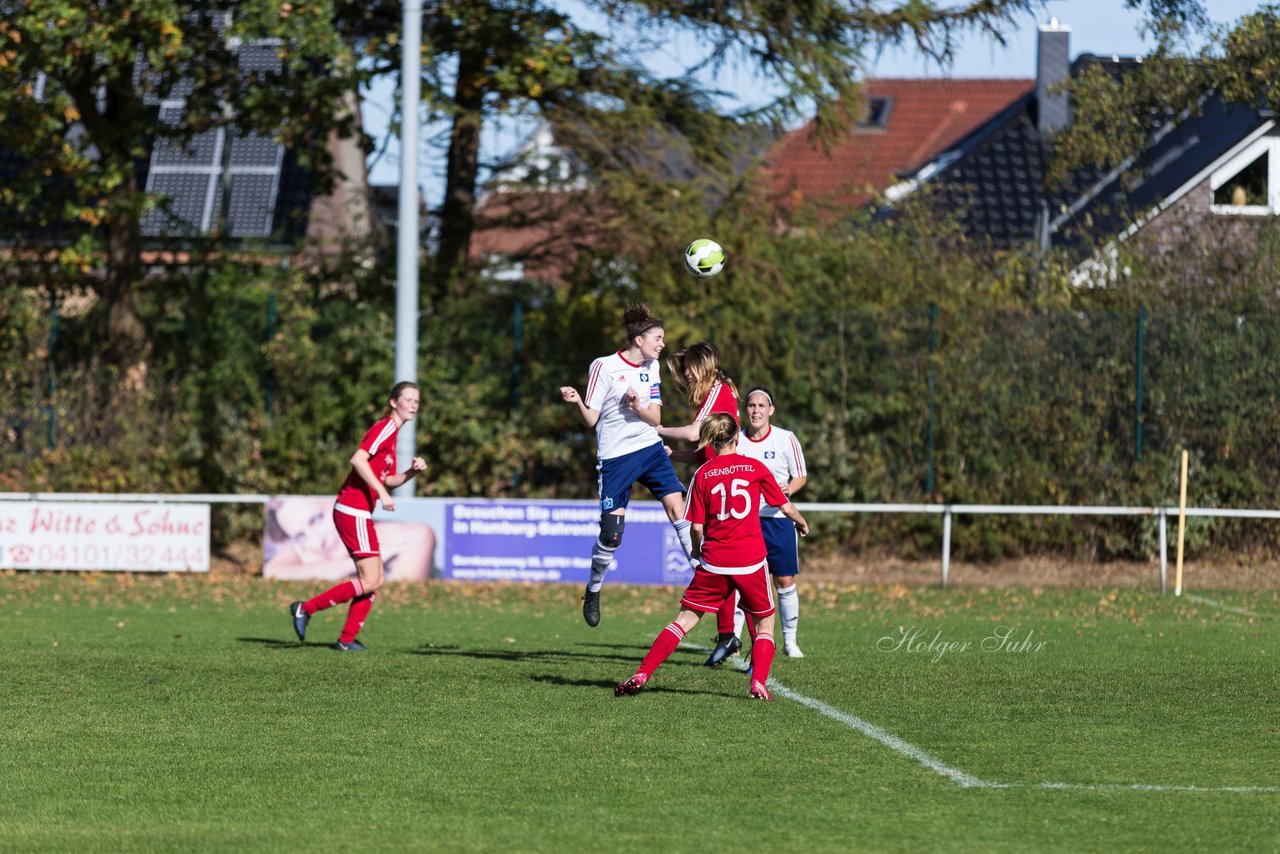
[230,132,282,169]
[227,173,280,237]
[152,105,221,169]
[142,171,218,235]
[138,32,288,241]
[237,42,282,74]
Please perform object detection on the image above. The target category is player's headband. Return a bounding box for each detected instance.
[630,319,662,339]
[747,386,773,405]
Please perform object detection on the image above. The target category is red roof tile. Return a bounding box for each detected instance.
[764,78,1033,213]
[470,79,1032,279]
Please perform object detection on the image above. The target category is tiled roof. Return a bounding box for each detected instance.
[468,81,1033,276]
[922,93,1066,247]
[899,56,1271,250]
[1056,94,1268,246]
[762,78,1034,213]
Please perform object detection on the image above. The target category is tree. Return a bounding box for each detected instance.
[0,1,358,369]
[1053,5,1280,187]
[341,0,1210,293]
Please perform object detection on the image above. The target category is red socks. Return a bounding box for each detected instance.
[305,580,376,644]
[339,592,376,644]
[715,596,736,634]
[637,622,687,678]
[751,633,776,685]
[303,579,364,615]
[715,595,755,639]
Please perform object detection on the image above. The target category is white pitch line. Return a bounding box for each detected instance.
[1034,781,1280,794]
[1184,593,1269,619]
[692,645,1280,794]
[765,679,996,788]
[690,644,993,788]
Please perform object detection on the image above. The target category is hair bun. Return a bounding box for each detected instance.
[622,303,653,326]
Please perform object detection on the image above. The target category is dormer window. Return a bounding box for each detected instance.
[1211,136,1279,215]
[857,97,894,130]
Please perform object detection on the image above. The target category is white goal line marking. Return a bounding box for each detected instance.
[767,679,989,788]
[1183,593,1269,619]
[689,645,1280,794]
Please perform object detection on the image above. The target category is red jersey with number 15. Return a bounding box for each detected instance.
[335,416,399,514]
[684,453,789,574]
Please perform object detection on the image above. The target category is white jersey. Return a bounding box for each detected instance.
[737,425,806,517]
[584,351,663,460]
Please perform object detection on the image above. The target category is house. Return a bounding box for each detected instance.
[467,123,595,283]
[0,44,372,258]
[137,73,373,252]
[465,80,1034,282]
[468,20,1278,283]
[883,19,1276,273]
[761,77,1034,217]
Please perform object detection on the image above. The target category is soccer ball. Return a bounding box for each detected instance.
[684,238,726,278]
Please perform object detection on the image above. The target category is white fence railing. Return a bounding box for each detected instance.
[5,493,1279,591]
[787,502,1280,592]
[0,493,271,504]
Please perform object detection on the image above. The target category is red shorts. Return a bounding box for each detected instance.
[680,567,776,617]
[333,505,380,559]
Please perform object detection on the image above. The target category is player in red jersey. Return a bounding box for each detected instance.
[289,381,428,651]
[657,342,748,662]
[616,413,809,701]
[659,342,740,466]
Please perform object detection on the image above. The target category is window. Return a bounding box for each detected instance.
[1213,151,1266,207]
[1210,136,1280,215]
[858,97,894,130]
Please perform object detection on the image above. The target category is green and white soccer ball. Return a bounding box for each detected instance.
[684,238,726,278]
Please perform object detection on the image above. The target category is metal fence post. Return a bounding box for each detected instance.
[1158,506,1167,593]
[46,291,58,449]
[512,298,524,412]
[265,290,277,422]
[926,302,938,495]
[941,506,952,586]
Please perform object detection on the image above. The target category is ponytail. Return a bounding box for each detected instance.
[697,412,738,452]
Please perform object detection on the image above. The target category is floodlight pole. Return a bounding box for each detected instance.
[394,1,422,496]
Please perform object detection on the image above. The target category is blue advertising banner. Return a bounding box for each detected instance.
[260,497,690,586]
[443,499,691,586]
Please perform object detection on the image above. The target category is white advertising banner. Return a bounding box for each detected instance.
[0,502,210,572]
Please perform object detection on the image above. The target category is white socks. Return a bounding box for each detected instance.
[673,519,696,569]
[588,539,618,592]
[778,584,800,644]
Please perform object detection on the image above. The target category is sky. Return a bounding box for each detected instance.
[361,0,1266,201]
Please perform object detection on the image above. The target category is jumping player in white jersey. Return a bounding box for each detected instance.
[560,304,697,627]
[736,386,808,657]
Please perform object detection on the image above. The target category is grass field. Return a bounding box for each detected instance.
[3,571,1278,852]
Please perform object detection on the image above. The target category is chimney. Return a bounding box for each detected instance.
[1037,18,1071,137]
